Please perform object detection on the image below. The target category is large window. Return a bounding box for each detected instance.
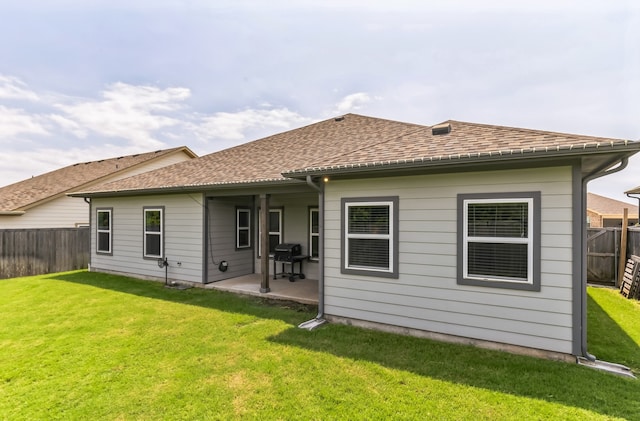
[236,207,251,249]
[341,197,399,278]
[144,207,164,259]
[457,192,540,291]
[258,208,282,256]
[96,208,112,254]
[309,207,319,260]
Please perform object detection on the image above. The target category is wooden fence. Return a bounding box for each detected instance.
[587,227,640,285]
[0,226,636,283]
[0,228,90,279]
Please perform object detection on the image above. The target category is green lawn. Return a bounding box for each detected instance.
[1,271,639,420]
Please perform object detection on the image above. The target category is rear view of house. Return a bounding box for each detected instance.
[70,114,640,361]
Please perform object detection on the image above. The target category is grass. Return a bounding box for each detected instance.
[0,271,638,420]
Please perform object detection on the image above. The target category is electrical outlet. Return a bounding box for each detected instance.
[177,262,182,267]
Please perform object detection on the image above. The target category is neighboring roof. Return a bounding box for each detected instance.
[71,114,640,197]
[587,193,638,218]
[0,146,197,212]
[625,185,640,195]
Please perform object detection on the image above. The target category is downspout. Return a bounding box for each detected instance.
[581,157,629,361]
[625,193,640,225]
[298,175,327,330]
[84,197,92,272]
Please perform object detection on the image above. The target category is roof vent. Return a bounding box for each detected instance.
[334,116,345,122]
[432,123,451,135]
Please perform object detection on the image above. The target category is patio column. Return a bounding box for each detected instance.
[260,193,270,293]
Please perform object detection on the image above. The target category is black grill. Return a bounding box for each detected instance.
[273,243,307,282]
[274,243,302,262]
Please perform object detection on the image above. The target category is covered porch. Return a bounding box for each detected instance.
[204,273,319,305]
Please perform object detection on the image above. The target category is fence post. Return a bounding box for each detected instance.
[617,208,629,288]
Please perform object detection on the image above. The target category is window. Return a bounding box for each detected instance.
[236,208,251,249]
[341,197,399,278]
[144,207,164,258]
[258,208,282,256]
[96,208,112,254]
[457,192,540,291]
[309,207,319,260]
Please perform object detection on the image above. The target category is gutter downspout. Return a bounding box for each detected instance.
[625,193,640,225]
[298,175,327,330]
[581,158,629,361]
[84,197,92,272]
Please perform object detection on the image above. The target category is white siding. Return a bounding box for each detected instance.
[97,151,194,184]
[90,193,204,284]
[0,196,89,229]
[324,166,575,354]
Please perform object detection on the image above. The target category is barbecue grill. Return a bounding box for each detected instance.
[273,243,308,282]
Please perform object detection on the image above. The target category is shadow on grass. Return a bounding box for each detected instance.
[268,324,640,419]
[44,270,316,326]
[45,271,640,419]
[587,293,640,372]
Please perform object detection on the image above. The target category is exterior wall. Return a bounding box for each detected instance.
[0,151,194,229]
[0,196,89,229]
[253,193,319,280]
[90,193,205,284]
[586,210,603,228]
[207,196,255,282]
[323,166,575,354]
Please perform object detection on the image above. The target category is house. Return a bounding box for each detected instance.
[586,192,639,228]
[0,147,197,229]
[69,114,640,362]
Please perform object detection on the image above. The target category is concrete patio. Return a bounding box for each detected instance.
[204,273,318,305]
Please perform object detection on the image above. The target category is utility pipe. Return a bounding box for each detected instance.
[301,175,326,327]
[581,157,629,361]
[625,193,640,225]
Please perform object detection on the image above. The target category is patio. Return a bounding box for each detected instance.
[204,273,318,305]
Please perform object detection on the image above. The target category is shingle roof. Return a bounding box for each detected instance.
[587,193,638,217]
[0,147,196,212]
[72,114,640,196]
[74,114,423,194]
[285,119,639,175]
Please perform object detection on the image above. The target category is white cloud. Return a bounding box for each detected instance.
[0,75,40,102]
[333,92,374,115]
[195,107,313,141]
[47,114,88,139]
[0,106,49,140]
[55,82,191,148]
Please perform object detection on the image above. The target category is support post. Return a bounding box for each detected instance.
[260,194,270,293]
[617,208,629,288]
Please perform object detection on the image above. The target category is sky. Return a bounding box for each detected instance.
[1,0,639,203]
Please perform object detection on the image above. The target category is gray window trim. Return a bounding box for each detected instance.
[96,207,113,255]
[309,206,319,261]
[235,206,252,250]
[143,206,165,259]
[341,196,399,279]
[457,192,541,291]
